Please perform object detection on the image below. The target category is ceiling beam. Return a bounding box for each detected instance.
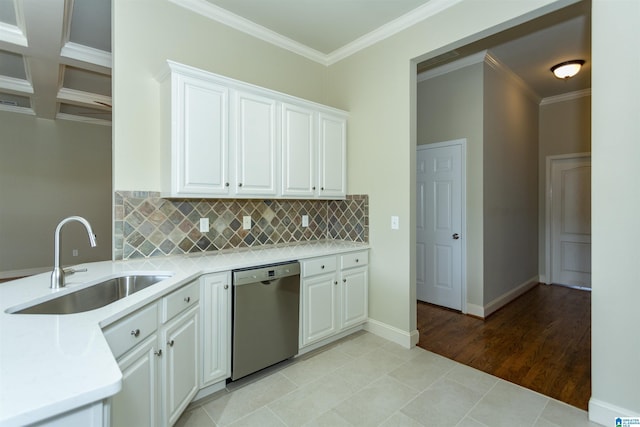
[21,0,67,119]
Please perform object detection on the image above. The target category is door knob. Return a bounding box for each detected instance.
[452,233,460,240]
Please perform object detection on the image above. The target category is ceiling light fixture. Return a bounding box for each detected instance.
[550,60,585,79]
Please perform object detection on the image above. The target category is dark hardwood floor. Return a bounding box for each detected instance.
[416,284,591,410]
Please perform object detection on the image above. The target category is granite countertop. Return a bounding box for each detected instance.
[0,240,369,427]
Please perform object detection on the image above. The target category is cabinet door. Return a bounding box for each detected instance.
[111,335,159,427]
[162,306,199,427]
[281,102,316,197]
[234,91,278,196]
[174,74,230,196]
[340,267,368,329]
[318,113,347,198]
[200,272,231,386]
[301,273,338,346]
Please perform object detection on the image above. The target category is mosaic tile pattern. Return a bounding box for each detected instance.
[114,192,368,260]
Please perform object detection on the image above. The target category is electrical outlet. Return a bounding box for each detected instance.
[243,216,252,230]
[199,218,209,232]
[302,215,309,227]
[391,216,399,230]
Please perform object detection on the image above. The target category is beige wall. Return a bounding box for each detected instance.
[482,62,539,304]
[538,94,591,280]
[416,63,484,307]
[0,112,112,276]
[591,0,640,418]
[324,0,567,334]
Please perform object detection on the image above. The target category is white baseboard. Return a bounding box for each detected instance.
[484,276,539,317]
[466,304,484,318]
[465,276,539,318]
[0,267,49,280]
[539,274,550,284]
[589,397,640,426]
[365,318,418,349]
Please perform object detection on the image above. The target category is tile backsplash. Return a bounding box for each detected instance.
[114,191,368,260]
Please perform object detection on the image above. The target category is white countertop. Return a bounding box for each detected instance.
[0,240,369,426]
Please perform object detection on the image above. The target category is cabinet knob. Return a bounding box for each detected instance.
[343,278,347,283]
[355,259,359,263]
[334,281,338,285]
[225,182,230,187]
[167,340,175,347]
[184,296,191,303]
[238,183,243,187]
[224,284,229,289]
[130,329,140,337]
[154,349,163,357]
[321,187,324,191]
[312,186,316,190]
[321,265,325,269]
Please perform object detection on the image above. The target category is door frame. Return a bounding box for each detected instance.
[416,138,468,313]
[544,152,591,285]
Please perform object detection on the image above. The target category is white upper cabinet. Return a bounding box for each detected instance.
[233,91,278,196]
[158,60,347,199]
[162,66,230,197]
[318,113,347,198]
[281,102,315,197]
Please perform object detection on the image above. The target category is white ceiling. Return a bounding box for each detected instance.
[0,0,590,125]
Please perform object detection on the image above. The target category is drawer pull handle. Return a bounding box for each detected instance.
[154,349,162,357]
[184,296,191,303]
[131,329,140,337]
[168,340,175,347]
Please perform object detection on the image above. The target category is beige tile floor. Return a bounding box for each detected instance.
[176,332,602,427]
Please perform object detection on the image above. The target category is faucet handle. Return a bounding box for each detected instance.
[63,267,87,276]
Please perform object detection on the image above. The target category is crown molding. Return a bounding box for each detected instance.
[169,0,463,66]
[484,51,540,104]
[60,42,112,69]
[0,103,35,116]
[56,112,112,126]
[540,88,591,105]
[328,0,464,65]
[0,75,33,95]
[417,50,487,82]
[57,87,112,110]
[168,0,328,65]
[0,22,27,48]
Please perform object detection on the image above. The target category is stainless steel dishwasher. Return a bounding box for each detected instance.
[231,261,300,381]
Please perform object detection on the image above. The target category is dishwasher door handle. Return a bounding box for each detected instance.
[261,280,274,285]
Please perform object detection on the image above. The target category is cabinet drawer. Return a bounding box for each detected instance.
[104,303,158,359]
[162,280,200,323]
[302,256,337,278]
[340,251,369,270]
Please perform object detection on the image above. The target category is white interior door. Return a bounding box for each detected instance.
[416,141,464,310]
[550,155,591,288]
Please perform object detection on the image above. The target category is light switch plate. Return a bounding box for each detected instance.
[391,215,399,230]
[243,216,252,230]
[302,215,309,227]
[199,218,209,232]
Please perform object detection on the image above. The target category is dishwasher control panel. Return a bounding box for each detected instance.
[233,261,300,286]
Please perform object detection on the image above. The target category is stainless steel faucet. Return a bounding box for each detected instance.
[51,216,97,289]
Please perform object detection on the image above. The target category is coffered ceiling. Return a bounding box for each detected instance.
[0,0,111,125]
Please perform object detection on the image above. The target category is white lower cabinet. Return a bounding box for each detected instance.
[300,250,369,348]
[200,272,231,386]
[111,335,159,427]
[105,280,200,427]
[161,305,199,426]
